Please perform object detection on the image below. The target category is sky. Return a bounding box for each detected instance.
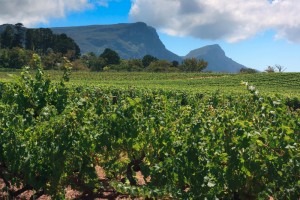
[0,0,300,72]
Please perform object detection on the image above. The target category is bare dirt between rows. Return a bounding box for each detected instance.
[0,166,145,200]
[0,166,278,200]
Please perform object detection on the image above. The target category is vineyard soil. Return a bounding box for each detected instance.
[0,166,145,199]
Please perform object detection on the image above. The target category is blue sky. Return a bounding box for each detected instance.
[1,0,300,72]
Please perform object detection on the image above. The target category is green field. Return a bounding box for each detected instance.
[1,70,300,96]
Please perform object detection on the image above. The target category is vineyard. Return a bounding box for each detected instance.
[1,70,300,96]
[0,63,300,199]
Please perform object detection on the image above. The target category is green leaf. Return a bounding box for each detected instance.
[256,139,264,147]
[207,181,216,188]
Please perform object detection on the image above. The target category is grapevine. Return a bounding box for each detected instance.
[0,58,299,199]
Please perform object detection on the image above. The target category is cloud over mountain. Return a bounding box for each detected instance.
[0,0,107,27]
[130,0,300,43]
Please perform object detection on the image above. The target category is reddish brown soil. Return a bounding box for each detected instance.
[0,166,145,200]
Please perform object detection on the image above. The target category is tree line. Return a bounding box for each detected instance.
[0,23,80,57]
[0,23,80,69]
[0,23,208,72]
[82,49,208,72]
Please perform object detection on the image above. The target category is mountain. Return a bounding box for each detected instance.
[0,23,248,72]
[184,44,246,73]
[51,22,182,62]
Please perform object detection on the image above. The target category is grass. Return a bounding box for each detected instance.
[1,70,300,97]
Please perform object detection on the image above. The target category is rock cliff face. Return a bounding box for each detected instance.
[52,22,182,61]
[184,44,246,73]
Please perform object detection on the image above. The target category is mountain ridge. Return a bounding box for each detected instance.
[0,22,247,72]
[51,22,182,62]
[184,44,246,73]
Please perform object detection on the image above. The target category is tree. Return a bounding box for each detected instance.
[82,52,106,71]
[81,52,97,68]
[171,60,179,67]
[25,28,54,53]
[0,23,24,49]
[239,67,258,74]
[53,33,80,60]
[12,23,24,48]
[0,49,10,68]
[25,29,80,59]
[265,66,275,73]
[42,52,63,70]
[25,29,35,50]
[8,47,32,69]
[71,59,89,71]
[274,64,286,72]
[110,59,143,72]
[90,57,106,71]
[127,59,143,71]
[99,48,120,65]
[142,54,158,67]
[146,60,179,72]
[1,26,15,49]
[181,58,207,72]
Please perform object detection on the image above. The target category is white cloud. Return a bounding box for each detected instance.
[130,0,300,43]
[97,0,110,7]
[0,0,98,27]
[97,0,120,7]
